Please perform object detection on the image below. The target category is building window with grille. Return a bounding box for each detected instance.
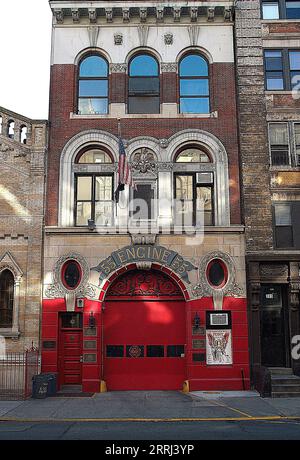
[262,1,300,19]
[128,54,160,114]
[273,202,300,249]
[74,147,114,226]
[269,123,290,166]
[179,54,210,114]
[0,270,14,329]
[269,122,300,166]
[77,55,108,115]
[174,147,214,227]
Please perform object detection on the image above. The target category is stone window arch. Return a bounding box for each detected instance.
[0,252,23,337]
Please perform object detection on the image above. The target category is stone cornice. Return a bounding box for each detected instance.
[50,3,234,25]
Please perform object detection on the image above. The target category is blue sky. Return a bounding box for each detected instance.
[0,1,52,119]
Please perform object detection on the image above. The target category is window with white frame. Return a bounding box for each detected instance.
[0,269,14,328]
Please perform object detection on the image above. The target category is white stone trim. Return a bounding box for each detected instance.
[74,46,112,66]
[165,129,230,226]
[126,137,161,162]
[59,130,119,226]
[176,45,213,65]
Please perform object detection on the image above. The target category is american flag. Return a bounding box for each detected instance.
[114,137,134,203]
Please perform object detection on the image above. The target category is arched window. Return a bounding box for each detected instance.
[174,146,214,226]
[8,120,14,139]
[78,55,108,115]
[179,54,210,114]
[128,54,160,114]
[0,270,14,328]
[74,147,114,226]
[20,125,27,144]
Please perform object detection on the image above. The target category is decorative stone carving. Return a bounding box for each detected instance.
[0,142,13,153]
[188,26,200,46]
[191,251,245,300]
[122,8,130,22]
[158,162,173,172]
[105,8,113,22]
[161,63,177,73]
[207,7,215,21]
[88,27,100,48]
[54,9,63,24]
[136,261,152,270]
[45,253,91,299]
[224,7,233,21]
[114,33,123,45]
[190,7,198,22]
[132,148,157,175]
[140,7,147,22]
[173,7,181,22]
[159,138,170,147]
[110,63,127,73]
[157,7,164,22]
[164,33,173,45]
[131,234,157,245]
[88,8,97,23]
[138,26,149,47]
[260,264,288,278]
[71,9,80,23]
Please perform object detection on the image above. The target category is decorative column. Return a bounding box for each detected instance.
[289,262,300,374]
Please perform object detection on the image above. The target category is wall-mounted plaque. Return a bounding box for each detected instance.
[83,353,97,363]
[84,327,97,336]
[206,311,231,330]
[192,339,205,349]
[42,341,56,350]
[193,353,205,362]
[192,326,205,336]
[84,340,97,350]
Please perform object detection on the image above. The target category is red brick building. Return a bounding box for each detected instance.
[42,0,249,393]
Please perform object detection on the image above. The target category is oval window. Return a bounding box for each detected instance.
[207,259,228,289]
[62,261,82,290]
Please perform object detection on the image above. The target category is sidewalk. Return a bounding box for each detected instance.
[1,391,300,422]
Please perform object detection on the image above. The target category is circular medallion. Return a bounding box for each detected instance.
[129,345,142,358]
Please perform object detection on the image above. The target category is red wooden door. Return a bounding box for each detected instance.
[58,314,83,386]
[103,270,186,390]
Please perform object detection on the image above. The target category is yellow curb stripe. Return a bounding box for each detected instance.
[0,415,298,423]
[204,398,253,418]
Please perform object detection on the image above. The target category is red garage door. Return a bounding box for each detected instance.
[103,270,186,390]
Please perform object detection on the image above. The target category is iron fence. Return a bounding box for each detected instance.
[0,347,39,400]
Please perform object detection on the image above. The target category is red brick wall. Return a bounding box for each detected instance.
[47,62,241,226]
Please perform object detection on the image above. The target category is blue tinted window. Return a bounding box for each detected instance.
[180,98,210,114]
[80,56,108,77]
[286,1,300,19]
[79,80,108,97]
[180,80,209,97]
[180,55,208,77]
[130,55,159,76]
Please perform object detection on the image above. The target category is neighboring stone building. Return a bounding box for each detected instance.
[42,0,250,393]
[235,1,300,395]
[0,107,47,352]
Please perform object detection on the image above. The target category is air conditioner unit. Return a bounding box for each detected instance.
[196,172,213,184]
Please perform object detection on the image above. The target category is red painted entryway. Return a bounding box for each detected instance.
[103,270,186,390]
[58,313,83,386]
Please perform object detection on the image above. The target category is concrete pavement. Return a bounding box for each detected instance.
[1,391,300,422]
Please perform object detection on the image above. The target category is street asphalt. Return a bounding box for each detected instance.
[0,391,300,440]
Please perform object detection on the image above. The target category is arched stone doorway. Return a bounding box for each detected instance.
[103,269,187,390]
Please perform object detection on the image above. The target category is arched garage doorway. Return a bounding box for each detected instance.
[103,269,187,390]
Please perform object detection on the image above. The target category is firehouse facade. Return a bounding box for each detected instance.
[41,0,250,392]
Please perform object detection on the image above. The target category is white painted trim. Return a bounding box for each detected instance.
[59,130,119,226]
